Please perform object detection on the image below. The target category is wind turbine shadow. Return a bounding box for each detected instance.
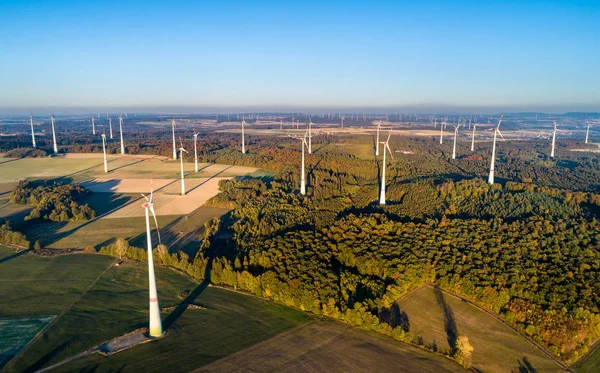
[0,249,31,264]
[162,258,212,330]
[186,165,234,194]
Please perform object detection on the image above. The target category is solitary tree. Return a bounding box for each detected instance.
[455,335,474,368]
[115,238,129,259]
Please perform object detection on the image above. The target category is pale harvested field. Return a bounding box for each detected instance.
[397,285,563,373]
[97,177,230,218]
[80,178,174,193]
[197,320,466,373]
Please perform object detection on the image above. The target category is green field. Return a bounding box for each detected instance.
[0,316,54,368]
[0,246,114,317]
[396,285,563,373]
[575,343,600,373]
[6,258,309,372]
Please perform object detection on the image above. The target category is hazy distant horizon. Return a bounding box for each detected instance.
[1,103,599,117]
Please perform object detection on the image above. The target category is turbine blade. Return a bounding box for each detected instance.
[141,193,149,202]
[386,143,394,159]
[386,132,391,142]
[497,129,506,141]
[149,205,161,246]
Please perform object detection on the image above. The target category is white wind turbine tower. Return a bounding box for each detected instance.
[241,117,246,154]
[193,130,199,172]
[297,131,309,195]
[119,116,125,154]
[341,116,344,128]
[471,122,478,151]
[452,123,460,159]
[141,183,164,338]
[585,122,591,144]
[488,115,504,185]
[30,114,36,148]
[379,132,393,206]
[375,120,382,156]
[178,140,188,195]
[550,121,557,158]
[171,119,177,160]
[101,133,108,173]
[308,118,313,154]
[439,120,444,144]
[109,117,113,139]
[92,116,96,135]
[51,115,58,154]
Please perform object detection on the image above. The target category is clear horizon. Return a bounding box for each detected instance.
[1,0,599,111]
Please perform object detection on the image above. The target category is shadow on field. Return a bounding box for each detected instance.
[379,302,410,332]
[511,357,538,373]
[24,337,75,373]
[162,258,213,330]
[434,286,459,353]
[0,249,31,264]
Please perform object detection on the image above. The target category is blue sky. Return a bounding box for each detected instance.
[1,0,599,112]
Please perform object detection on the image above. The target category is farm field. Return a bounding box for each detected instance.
[396,285,563,373]
[8,260,310,373]
[197,320,467,373]
[0,153,273,184]
[0,246,114,317]
[575,343,600,373]
[0,316,54,368]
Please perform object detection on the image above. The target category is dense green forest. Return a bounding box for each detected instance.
[10,181,96,222]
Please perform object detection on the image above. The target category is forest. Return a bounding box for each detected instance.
[10,180,96,222]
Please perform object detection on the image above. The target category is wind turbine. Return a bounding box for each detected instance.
[193,130,199,172]
[585,122,591,144]
[471,122,478,151]
[375,120,382,156]
[341,116,344,128]
[308,118,313,154]
[171,119,177,160]
[92,116,96,135]
[439,120,444,144]
[119,116,125,154]
[488,115,504,185]
[109,117,113,139]
[452,123,460,159]
[550,121,558,158]
[297,131,309,195]
[241,117,246,154]
[30,114,36,148]
[379,132,393,205]
[179,140,188,195]
[101,133,108,173]
[141,183,164,338]
[51,115,58,154]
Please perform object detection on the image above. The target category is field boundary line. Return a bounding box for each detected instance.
[1,258,117,373]
[422,283,573,372]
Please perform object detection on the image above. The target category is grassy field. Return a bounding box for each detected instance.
[396,285,563,373]
[9,261,310,373]
[19,204,226,253]
[0,246,114,317]
[198,320,467,373]
[575,343,600,373]
[0,316,54,368]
